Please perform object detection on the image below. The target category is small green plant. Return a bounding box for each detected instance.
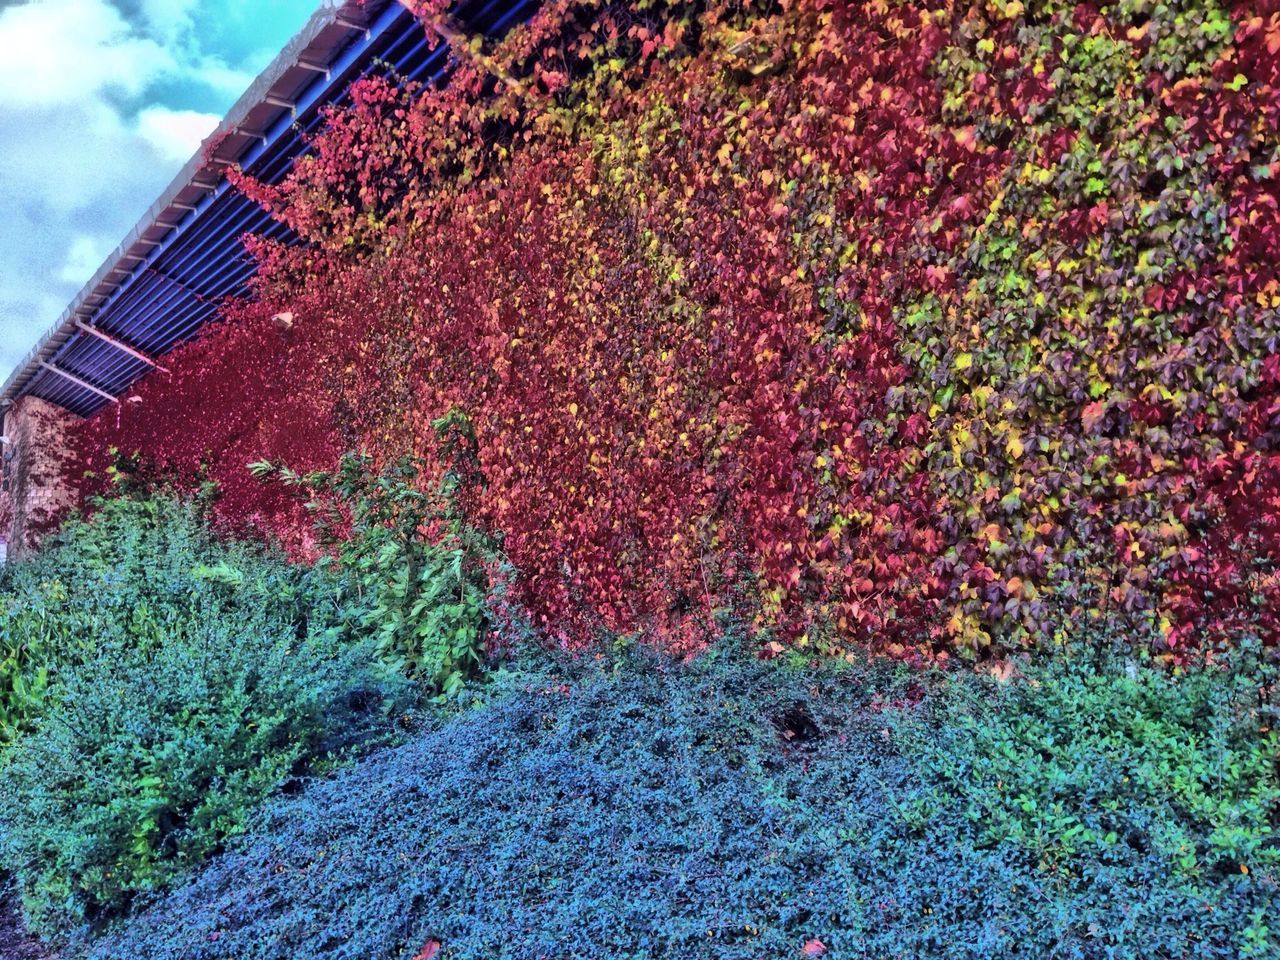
[250,415,495,695]
[0,494,193,747]
[0,626,49,746]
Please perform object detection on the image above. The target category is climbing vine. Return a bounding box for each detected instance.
[78,0,1280,655]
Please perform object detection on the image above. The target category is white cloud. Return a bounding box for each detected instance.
[133,0,258,98]
[0,0,174,108]
[135,105,220,163]
[56,234,116,285]
[135,0,199,44]
[188,59,258,98]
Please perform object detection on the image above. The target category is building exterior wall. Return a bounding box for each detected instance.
[0,396,80,559]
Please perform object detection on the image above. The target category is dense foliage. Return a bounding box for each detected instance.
[75,0,1280,656]
[0,495,407,935]
[250,444,495,694]
[78,639,1279,959]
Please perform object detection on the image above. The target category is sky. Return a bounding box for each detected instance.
[0,0,323,378]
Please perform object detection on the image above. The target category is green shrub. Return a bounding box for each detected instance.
[895,638,1280,958]
[0,494,406,935]
[251,439,492,695]
[0,493,318,743]
[0,615,50,747]
[903,641,1280,879]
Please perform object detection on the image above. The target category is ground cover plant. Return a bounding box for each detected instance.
[75,0,1280,658]
[74,638,1279,960]
[0,492,410,935]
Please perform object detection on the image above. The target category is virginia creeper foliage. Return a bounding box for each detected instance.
[78,0,1280,655]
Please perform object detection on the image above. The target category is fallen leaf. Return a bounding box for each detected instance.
[413,939,442,960]
[803,938,827,955]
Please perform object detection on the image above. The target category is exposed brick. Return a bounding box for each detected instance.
[1,396,80,558]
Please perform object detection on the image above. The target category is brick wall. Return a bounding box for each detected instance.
[0,396,80,559]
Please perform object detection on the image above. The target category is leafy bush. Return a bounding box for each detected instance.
[82,640,1279,959]
[0,492,236,744]
[251,441,492,695]
[0,494,407,935]
[894,639,1280,959]
[905,641,1280,885]
[0,620,49,747]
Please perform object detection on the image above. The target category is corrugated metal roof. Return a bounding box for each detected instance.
[1,0,537,418]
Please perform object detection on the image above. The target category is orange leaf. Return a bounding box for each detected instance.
[803,938,828,956]
[1081,400,1106,434]
[413,939,442,960]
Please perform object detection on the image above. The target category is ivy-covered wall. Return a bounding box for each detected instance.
[77,0,1280,655]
